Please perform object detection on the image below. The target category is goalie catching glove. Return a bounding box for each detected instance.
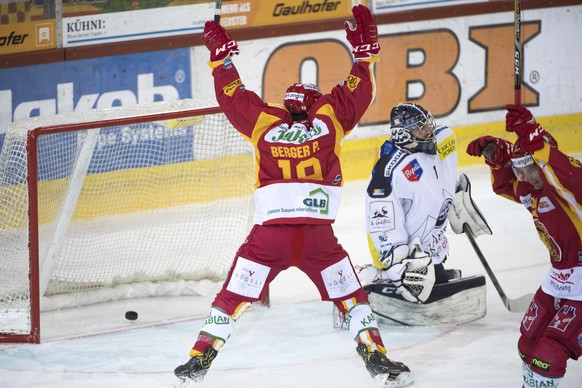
[201,21,239,63]
[376,238,436,303]
[344,5,380,60]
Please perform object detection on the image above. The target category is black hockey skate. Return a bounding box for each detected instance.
[356,343,413,387]
[174,346,218,383]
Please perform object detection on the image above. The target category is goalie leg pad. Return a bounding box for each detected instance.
[365,275,487,326]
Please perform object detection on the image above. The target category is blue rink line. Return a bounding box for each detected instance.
[68,27,202,44]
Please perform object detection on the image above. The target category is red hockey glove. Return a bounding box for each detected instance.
[201,21,239,62]
[344,5,380,60]
[505,104,549,153]
[466,136,513,168]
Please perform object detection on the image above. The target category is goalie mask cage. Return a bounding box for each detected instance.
[0,99,257,343]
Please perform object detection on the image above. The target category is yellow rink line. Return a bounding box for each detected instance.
[1,114,580,225]
[1,153,254,227]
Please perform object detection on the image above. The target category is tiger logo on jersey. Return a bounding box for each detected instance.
[534,219,562,262]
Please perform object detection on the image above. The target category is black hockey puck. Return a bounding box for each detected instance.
[125,311,138,320]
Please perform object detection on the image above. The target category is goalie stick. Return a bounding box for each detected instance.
[449,174,533,312]
[463,224,533,313]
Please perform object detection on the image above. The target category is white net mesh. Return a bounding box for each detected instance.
[0,99,255,338]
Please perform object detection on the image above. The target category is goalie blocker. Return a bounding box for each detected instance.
[335,173,489,327]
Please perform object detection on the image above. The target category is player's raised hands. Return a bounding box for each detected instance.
[467,136,513,168]
[201,21,239,62]
[505,105,558,152]
[344,5,380,60]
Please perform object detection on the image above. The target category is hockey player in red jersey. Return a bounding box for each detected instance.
[174,5,412,387]
[467,105,582,388]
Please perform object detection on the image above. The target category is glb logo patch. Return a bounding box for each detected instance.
[402,159,423,182]
[303,187,329,215]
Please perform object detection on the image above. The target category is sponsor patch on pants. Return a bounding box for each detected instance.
[321,257,360,299]
[226,257,270,298]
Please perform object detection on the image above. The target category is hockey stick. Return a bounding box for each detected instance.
[513,0,522,104]
[214,0,223,23]
[463,224,533,312]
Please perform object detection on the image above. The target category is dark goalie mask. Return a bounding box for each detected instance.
[390,103,437,155]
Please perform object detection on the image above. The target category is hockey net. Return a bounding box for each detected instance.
[0,99,256,343]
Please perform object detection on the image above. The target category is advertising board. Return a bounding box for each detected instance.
[0,48,192,153]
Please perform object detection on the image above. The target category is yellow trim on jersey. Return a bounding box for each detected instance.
[207,60,225,70]
[367,234,384,269]
[536,145,582,220]
[249,111,284,188]
[314,103,346,175]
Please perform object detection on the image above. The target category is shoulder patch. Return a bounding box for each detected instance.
[346,75,361,92]
[367,141,407,198]
[223,79,242,97]
[437,134,456,160]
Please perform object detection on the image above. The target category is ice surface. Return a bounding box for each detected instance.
[1,163,581,388]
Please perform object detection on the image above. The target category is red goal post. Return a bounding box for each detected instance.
[0,99,266,344]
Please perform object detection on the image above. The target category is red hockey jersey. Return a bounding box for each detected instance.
[491,143,582,300]
[210,58,378,225]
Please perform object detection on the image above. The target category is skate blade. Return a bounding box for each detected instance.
[375,371,414,387]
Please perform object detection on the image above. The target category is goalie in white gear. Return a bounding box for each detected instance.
[348,103,487,326]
